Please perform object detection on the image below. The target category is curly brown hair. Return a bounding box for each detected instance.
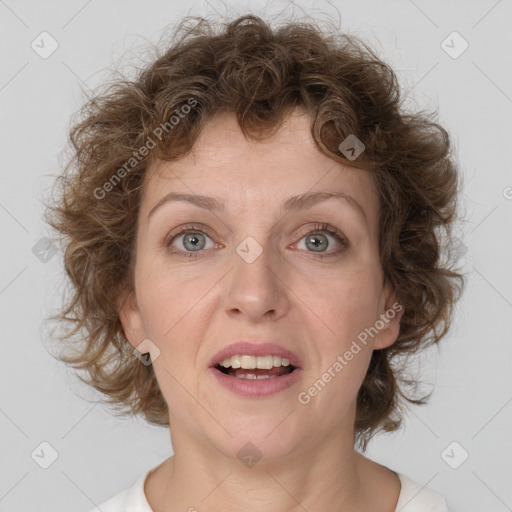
[43,13,465,451]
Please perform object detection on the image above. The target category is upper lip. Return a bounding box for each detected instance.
[209,341,303,369]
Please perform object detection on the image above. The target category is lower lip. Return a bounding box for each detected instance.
[208,367,303,397]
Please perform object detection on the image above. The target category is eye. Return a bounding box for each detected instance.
[166,224,216,258]
[294,223,349,259]
[164,222,349,259]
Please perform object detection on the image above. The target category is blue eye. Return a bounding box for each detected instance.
[166,225,215,258]
[165,222,349,259]
[295,223,349,259]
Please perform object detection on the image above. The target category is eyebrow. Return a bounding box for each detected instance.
[147,190,367,224]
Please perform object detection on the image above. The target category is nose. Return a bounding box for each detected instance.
[223,238,290,322]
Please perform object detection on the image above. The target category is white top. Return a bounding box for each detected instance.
[88,464,450,512]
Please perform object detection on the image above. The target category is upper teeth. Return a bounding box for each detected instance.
[220,355,291,370]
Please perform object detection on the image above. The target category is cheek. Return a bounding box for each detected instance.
[134,262,215,371]
[135,254,208,325]
[306,267,381,338]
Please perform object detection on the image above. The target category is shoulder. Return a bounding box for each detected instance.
[85,465,156,512]
[395,473,451,512]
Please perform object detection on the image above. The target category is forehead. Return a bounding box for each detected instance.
[141,111,379,225]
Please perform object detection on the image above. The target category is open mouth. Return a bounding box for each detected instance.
[214,363,296,379]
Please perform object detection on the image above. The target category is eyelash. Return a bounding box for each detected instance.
[165,223,349,260]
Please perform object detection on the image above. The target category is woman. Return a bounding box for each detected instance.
[44,13,465,512]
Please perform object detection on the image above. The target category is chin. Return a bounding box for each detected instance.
[212,419,302,462]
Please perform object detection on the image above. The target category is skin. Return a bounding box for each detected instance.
[118,108,404,512]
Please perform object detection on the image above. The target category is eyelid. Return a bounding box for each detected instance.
[165,223,216,245]
[294,222,345,240]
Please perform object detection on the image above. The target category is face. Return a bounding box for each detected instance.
[118,109,402,462]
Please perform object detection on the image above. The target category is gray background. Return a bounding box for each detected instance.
[1,0,511,511]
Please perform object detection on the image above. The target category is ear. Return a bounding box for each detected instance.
[117,287,151,354]
[372,281,404,350]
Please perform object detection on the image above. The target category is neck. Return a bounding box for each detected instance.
[146,427,373,512]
